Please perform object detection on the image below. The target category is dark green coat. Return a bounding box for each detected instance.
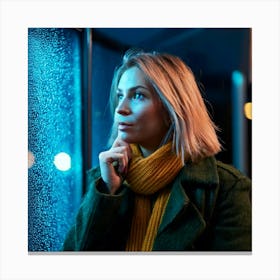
[62,157,251,251]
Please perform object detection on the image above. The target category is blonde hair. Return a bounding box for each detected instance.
[108,49,221,163]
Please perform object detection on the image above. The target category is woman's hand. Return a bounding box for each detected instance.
[99,137,131,194]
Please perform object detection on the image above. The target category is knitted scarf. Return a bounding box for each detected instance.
[125,142,184,251]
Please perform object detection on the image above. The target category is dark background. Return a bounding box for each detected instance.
[88,28,252,177]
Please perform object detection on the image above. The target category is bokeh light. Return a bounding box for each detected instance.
[232,70,244,86]
[244,102,252,120]
[28,151,35,168]
[53,152,71,171]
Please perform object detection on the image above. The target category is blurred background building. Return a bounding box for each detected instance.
[28,28,252,251]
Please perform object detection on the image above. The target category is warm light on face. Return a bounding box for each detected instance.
[53,152,71,171]
[115,67,169,150]
[244,102,252,120]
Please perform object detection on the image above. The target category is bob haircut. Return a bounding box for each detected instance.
[108,48,221,163]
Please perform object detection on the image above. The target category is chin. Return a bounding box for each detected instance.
[118,132,135,143]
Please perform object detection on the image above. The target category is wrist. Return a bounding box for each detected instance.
[99,179,121,195]
[109,183,121,195]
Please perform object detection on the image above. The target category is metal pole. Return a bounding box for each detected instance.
[82,28,93,192]
[231,70,248,175]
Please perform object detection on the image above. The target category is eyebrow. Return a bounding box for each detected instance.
[116,85,150,92]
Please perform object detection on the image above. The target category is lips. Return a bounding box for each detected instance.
[118,122,133,130]
[119,122,133,126]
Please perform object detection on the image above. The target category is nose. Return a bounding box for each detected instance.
[116,97,131,115]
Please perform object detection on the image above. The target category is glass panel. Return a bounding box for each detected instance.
[91,42,120,168]
[28,28,82,251]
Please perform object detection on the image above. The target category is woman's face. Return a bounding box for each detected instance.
[114,66,168,154]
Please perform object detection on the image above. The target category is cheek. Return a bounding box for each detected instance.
[140,109,165,130]
[133,101,166,129]
[135,106,155,122]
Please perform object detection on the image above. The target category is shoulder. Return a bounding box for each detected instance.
[216,160,246,178]
[214,161,251,203]
[216,160,251,186]
[179,157,251,193]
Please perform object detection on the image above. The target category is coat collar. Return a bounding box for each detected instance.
[180,156,219,187]
[153,156,219,250]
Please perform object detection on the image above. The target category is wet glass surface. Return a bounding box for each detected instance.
[28,28,82,251]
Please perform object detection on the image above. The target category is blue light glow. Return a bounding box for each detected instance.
[28,28,82,252]
[232,70,244,86]
[53,152,71,171]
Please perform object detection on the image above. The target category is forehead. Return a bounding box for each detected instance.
[118,66,148,90]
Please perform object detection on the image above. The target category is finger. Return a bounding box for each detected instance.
[114,152,129,174]
[99,152,125,165]
[100,145,131,177]
[111,136,122,148]
[110,146,130,158]
[102,152,129,175]
[110,145,132,165]
[112,136,131,150]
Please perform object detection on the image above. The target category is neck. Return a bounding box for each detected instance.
[139,146,156,158]
[139,139,167,157]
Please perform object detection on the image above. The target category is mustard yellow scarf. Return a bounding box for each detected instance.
[125,142,184,251]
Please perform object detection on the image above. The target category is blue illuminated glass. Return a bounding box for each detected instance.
[28,28,82,251]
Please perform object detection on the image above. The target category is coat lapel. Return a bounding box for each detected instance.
[153,157,219,251]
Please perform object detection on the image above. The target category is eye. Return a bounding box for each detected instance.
[116,92,123,100]
[133,92,145,100]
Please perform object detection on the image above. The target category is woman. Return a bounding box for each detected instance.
[63,49,251,251]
